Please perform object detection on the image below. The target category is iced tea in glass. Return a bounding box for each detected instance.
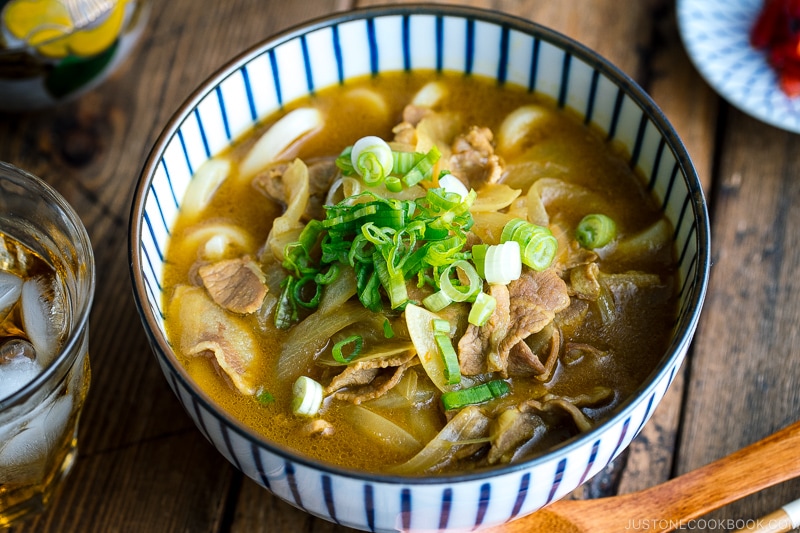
[0,162,94,526]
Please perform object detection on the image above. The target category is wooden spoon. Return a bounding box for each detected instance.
[482,419,800,533]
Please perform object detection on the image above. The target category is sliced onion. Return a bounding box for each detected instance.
[239,107,323,180]
[497,104,549,156]
[181,157,230,219]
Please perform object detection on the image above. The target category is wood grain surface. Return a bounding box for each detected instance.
[0,1,797,532]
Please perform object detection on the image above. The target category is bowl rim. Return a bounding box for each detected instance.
[129,3,711,485]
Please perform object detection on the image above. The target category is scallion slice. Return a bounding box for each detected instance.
[468,291,496,326]
[434,333,461,385]
[471,244,488,278]
[432,318,451,334]
[351,136,394,186]
[374,251,409,309]
[422,289,452,312]
[522,232,558,271]
[292,376,324,417]
[576,213,617,249]
[441,379,510,410]
[293,274,322,309]
[439,259,481,302]
[332,334,363,364]
[383,319,395,339]
[402,146,441,186]
[500,218,558,271]
[392,150,424,174]
[483,241,522,285]
[275,276,298,329]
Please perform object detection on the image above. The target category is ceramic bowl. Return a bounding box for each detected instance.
[129,5,710,532]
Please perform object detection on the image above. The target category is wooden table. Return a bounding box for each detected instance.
[2,0,798,531]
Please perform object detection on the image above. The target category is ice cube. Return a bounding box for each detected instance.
[0,338,36,363]
[21,276,66,366]
[0,348,41,400]
[0,270,22,317]
[0,395,74,483]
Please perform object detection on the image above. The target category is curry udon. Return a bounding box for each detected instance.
[162,71,677,475]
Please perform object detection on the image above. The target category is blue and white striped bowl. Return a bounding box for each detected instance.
[130,5,710,532]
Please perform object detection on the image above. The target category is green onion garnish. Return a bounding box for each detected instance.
[275,143,480,325]
[351,136,394,186]
[383,319,395,339]
[402,146,441,187]
[392,150,424,174]
[256,389,275,404]
[468,291,496,327]
[432,318,451,334]
[275,276,298,330]
[500,218,558,271]
[374,250,409,309]
[434,333,461,385]
[332,334,364,364]
[439,259,481,302]
[292,376,324,417]
[576,213,617,249]
[441,379,510,411]
[422,289,451,312]
[293,274,322,309]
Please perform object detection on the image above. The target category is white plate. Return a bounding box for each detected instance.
[677,0,800,133]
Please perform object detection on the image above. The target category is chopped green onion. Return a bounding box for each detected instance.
[468,291,496,326]
[385,175,402,192]
[441,379,510,410]
[424,236,465,267]
[483,241,522,285]
[355,263,382,312]
[348,235,375,265]
[256,389,275,404]
[434,334,461,385]
[500,218,558,272]
[432,318,451,334]
[314,263,340,285]
[374,251,408,309]
[522,232,558,271]
[335,146,355,175]
[383,319,395,339]
[332,334,363,364]
[500,218,528,243]
[292,376,324,416]
[576,213,617,249]
[426,187,462,211]
[293,274,322,309]
[402,146,441,186]
[275,276,298,329]
[392,150,424,174]
[471,244,488,278]
[422,289,451,312]
[351,136,394,186]
[439,260,481,302]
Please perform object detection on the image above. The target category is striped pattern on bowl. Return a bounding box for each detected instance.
[130,6,710,532]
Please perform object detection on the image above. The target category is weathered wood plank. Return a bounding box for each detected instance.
[1,1,346,532]
[675,103,800,530]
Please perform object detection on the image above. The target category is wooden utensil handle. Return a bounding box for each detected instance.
[637,420,800,522]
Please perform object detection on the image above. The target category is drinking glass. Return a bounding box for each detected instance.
[0,162,95,526]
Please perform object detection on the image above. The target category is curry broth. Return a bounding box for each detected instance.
[162,71,677,474]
